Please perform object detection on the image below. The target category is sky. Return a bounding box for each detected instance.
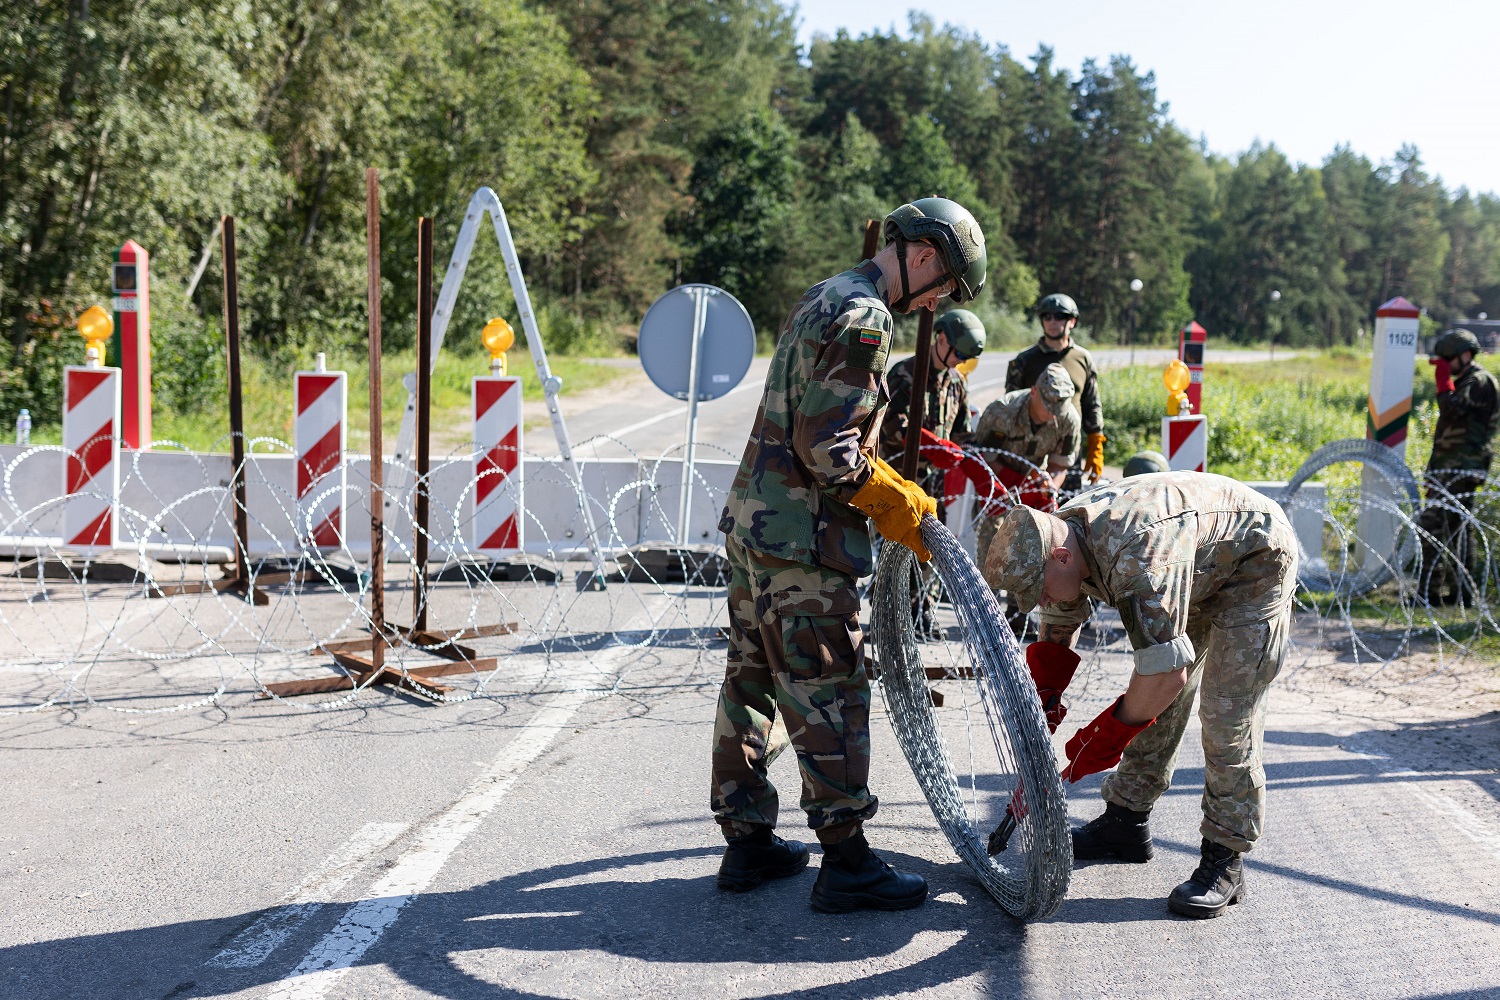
[795,0,1500,196]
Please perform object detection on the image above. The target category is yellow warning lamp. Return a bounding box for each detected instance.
[1163,359,1192,416]
[481,317,514,375]
[77,305,113,365]
[956,356,980,379]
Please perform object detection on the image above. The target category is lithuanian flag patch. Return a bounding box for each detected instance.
[858,329,883,345]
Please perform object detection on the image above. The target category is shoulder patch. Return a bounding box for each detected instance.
[848,328,889,372]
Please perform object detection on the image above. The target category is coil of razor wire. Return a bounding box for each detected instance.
[871,514,1070,921]
[1279,438,1421,597]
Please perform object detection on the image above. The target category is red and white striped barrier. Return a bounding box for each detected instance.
[1162,414,1207,473]
[472,375,523,555]
[294,363,347,548]
[62,364,122,552]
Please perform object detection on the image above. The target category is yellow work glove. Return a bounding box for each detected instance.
[1085,432,1106,483]
[851,459,936,561]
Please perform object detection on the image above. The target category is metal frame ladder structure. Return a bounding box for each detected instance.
[386,187,609,589]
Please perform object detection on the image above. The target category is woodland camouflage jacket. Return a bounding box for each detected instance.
[1039,472,1298,676]
[719,261,892,576]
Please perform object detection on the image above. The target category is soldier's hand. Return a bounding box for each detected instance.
[1431,356,1455,394]
[1061,696,1154,783]
[1026,641,1081,734]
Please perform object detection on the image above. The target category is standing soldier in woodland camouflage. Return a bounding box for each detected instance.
[969,363,1081,633]
[712,198,988,913]
[878,308,987,496]
[985,472,1299,919]
[1418,329,1499,604]
[1006,293,1106,490]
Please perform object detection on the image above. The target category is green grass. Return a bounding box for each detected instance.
[1099,349,1439,481]
[30,344,631,453]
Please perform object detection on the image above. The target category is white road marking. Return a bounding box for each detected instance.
[264,689,591,999]
[209,822,408,968]
[606,379,763,441]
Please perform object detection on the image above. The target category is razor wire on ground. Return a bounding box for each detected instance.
[4,433,1500,716]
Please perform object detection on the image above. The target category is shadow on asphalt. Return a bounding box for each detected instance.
[4,848,1034,1000]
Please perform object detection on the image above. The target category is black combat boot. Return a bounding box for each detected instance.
[1168,838,1246,918]
[810,832,927,913]
[1072,801,1154,862]
[717,827,810,892]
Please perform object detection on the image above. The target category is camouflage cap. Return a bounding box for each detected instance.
[1034,363,1076,415]
[984,505,1053,612]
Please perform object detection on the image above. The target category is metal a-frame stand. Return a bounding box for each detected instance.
[387,187,609,591]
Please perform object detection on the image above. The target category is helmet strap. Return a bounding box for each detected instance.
[892,237,953,312]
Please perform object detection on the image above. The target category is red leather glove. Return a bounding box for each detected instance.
[1061,696,1154,783]
[1026,641,1081,733]
[919,428,964,470]
[1431,356,1455,395]
[996,465,1026,489]
[1019,483,1057,512]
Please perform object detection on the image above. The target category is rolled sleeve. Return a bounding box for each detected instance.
[1132,635,1196,675]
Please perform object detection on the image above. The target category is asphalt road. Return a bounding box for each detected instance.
[2,575,1498,999]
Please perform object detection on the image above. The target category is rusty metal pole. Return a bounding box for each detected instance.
[413,217,433,633]
[365,169,386,669]
[221,216,252,590]
[900,307,935,482]
[861,218,881,261]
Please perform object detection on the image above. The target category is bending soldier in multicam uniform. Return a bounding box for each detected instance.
[968,363,1081,634]
[1418,329,1499,605]
[878,308,987,490]
[1006,293,1106,490]
[712,197,988,913]
[985,472,1299,918]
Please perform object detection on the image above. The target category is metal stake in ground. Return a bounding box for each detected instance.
[413,217,433,632]
[900,307,935,482]
[151,217,266,604]
[366,168,387,672]
[862,218,880,261]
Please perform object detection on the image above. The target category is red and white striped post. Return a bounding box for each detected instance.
[472,375,523,555]
[62,361,122,553]
[294,355,347,548]
[1162,414,1208,473]
[1179,320,1207,414]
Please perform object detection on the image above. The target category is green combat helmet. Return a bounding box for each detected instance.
[1122,450,1171,478]
[884,198,988,307]
[934,308,986,359]
[1036,293,1079,319]
[1434,329,1483,360]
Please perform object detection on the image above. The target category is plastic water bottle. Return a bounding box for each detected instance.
[14,409,30,446]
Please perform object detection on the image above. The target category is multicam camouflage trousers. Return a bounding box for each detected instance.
[711,535,877,845]
[1101,603,1293,853]
[1417,470,1487,601]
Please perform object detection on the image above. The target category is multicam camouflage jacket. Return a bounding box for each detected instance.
[1006,337,1103,437]
[1428,360,1500,472]
[1038,472,1297,676]
[718,261,891,576]
[877,354,971,463]
[973,389,1080,474]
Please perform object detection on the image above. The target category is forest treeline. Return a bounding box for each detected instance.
[4,1,1499,421]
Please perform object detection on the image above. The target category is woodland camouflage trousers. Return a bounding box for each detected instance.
[710,535,876,845]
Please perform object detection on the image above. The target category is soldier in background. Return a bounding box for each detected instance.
[968,363,1080,634]
[1006,293,1106,491]
[712,198,987,913]
[1419,329,1500,604]
[879,308,987,493]
[985,472,1298,919]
